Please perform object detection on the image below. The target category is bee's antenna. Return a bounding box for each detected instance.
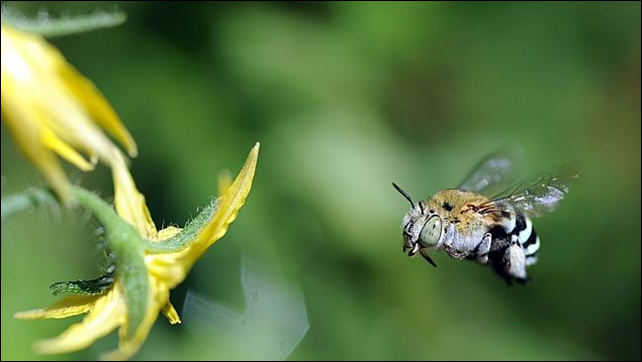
[392,182,415,209]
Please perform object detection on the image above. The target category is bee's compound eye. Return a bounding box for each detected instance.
[419,216,442,247]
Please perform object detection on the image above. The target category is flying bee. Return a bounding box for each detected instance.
[393,153,577,284]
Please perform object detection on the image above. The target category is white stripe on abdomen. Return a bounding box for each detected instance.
[525,236,540,256]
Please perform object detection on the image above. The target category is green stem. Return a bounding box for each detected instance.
[1,188,56,219]
[70,187,149,338]
[70,187,126,236]
[4,185,150,337]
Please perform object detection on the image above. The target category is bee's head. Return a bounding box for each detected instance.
[393,183,443,267]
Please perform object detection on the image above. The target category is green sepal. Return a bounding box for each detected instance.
[1,7,126,38]
[49,272,115,296]
[145,199,219,253]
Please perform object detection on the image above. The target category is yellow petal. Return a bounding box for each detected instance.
[58,61,138,157]
[2,24,138,204]
[42,127,95,171]
[1,44,71,202]
[161,302,182,325]
[35,288,126,354]
[27,144,73,205]
[113,152,158,239]
[15,295,98,320]
[194,143,259,254]
[0,102,73,204]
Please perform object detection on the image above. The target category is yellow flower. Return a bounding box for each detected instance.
[1,24,137,205]
[16,143,260,360]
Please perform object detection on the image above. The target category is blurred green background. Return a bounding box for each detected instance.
[2,1,640,360]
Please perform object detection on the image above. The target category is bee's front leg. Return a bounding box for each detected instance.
[444,245,469,260]
[475,233,492,264]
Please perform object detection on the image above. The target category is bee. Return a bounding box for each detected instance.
[393,153,577,284]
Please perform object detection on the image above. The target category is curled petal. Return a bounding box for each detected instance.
[144,143,259,256]
[193,142,259,254]
[34,288,126,354]
[15,295,98,320]
[0,91,72,204]
[42,127,95,171]
[113,153,158,239]
[58,60,137,157]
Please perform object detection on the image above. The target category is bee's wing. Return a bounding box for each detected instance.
[488,173,578,218]
[458,150,517,195]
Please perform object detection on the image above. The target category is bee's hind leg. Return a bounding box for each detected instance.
[475,233,493,264]
[503,236,529,284]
